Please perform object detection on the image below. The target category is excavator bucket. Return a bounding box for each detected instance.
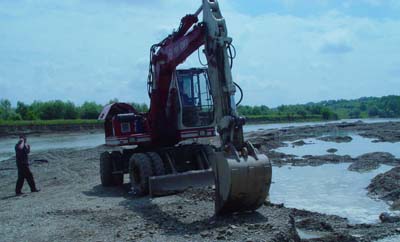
[208,148,272,215]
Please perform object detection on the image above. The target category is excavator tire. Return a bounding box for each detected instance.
[146,152,165,176]
[129,153,153,195]
[100,151,114,186]
[110,151,124,186]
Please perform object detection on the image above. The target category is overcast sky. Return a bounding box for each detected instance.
[1,0,399,107]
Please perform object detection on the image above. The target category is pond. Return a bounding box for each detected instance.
[275,134,400,158]
[271,163,394,224]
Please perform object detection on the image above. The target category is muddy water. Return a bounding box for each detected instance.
[243,118,400,132]
[0,132,104,161]
[376,235,400,242]
[276,134,400,158]
[271,163,394,224]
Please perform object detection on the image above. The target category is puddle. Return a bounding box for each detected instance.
[244,118,400,132]
[0,133,104,162]
[271,163,394,224]
[296,228,326,239]
[374,235,400,242]
[275,134,400,158]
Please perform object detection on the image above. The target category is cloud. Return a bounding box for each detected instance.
[0,0,399,107]
[318,29,354,54]
[320,42,353,54]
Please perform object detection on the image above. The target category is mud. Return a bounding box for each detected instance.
[349,153,398,173]
[1,120,400,241]
[368,167,400,210]
[317,136,353,143]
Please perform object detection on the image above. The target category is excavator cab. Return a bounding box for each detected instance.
[176,68,215,129]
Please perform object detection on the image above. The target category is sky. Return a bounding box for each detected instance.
[0,0,399,107]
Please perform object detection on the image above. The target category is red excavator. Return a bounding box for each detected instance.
[98,0,272,215]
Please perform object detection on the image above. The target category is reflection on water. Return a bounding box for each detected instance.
[271,164,394,224]
[0,132,104,161]
[275,134,400,158]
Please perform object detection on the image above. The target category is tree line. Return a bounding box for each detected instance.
[237,95,400,120]
[1,95,399,122]
[0,99,148,121]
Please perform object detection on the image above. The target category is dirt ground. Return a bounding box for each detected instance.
[1,121,400,241]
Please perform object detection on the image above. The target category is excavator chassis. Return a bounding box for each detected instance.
[100,143,272,215]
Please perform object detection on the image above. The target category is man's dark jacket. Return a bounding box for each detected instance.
[15,142,30,167]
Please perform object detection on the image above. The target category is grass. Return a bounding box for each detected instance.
[0,119,102,126]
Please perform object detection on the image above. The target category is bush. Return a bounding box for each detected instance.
[80,102,102,119]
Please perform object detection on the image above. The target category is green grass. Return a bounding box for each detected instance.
[0,119,102,126]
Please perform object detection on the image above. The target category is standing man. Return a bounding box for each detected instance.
[15,135,40,195]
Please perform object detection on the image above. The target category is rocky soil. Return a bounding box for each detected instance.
[1,120,400,241]
[368,167,400,211]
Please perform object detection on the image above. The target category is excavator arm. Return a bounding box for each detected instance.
[200,0,272,215]
[147,0,272,215]
[147,12,205,145]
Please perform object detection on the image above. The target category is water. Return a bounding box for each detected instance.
[243,118,400,132]
[1,118,398,161]
[271,164,394,224]
[0,132,104,161]
[276,134,400,158]
[375,235,400,242]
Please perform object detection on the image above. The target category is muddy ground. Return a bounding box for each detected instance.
[1,121,400,241]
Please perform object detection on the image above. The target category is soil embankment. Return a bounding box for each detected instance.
[0,123,102,137]
[1,120,400,241]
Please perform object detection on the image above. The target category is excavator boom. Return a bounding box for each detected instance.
[200,0,271,214]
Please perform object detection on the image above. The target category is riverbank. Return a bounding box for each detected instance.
[1,117,395,137]
[0,120,102,137]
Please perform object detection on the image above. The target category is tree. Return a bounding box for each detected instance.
[16,101,29,120]
[80,101,102,119]
[132,102,149,113]
[297,109,307,118]
[360,102,367,111]
[39,100,66,120]
[109,98,119,104]
[368,106,379,117]
[64,101,78,119]
[349,109,361,119]
[0,99,12,120]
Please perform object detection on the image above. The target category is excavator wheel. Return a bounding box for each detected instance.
[129,153,153,195]
[146,152,165,176]
[110,151,124,186]
[100,151,114,187]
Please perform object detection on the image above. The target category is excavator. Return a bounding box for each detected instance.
[98,0,272,215]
